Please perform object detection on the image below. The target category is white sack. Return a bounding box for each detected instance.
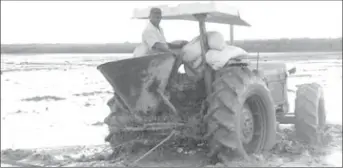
[182,55,204,81]
[207,31,226,51]
[184,63,206,81]
[181,31,226,63]
[184,55,203,70]
[205,45,248,70]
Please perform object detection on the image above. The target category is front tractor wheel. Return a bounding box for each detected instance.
[294,83,326,145]
[205,66,277,162]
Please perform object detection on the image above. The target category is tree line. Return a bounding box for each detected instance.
[1,38,341,54]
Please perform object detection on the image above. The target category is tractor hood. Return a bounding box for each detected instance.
[248,62,289,81]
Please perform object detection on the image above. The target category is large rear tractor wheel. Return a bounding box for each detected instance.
[205,66,277,162]
[294,83,326,145]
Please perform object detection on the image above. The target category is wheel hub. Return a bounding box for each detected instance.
[240,104,254,144]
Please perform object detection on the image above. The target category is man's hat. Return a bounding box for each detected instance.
[150,7,162,15]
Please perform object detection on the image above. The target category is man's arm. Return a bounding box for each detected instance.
[143,30,177,55]
[167,43,182,49]
[167,41,188,49]
[144,30,171,51]
[153,42,175,53]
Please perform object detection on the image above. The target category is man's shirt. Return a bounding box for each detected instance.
[133,21,168,57]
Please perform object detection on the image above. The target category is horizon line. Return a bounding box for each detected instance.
[1,37,342,45]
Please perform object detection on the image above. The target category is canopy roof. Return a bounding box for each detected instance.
[132,2,251,26]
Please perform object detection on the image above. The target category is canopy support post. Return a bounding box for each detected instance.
[230,24,234,45]
[194,14,213,96]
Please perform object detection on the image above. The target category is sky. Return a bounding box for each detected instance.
[1,1,342,44]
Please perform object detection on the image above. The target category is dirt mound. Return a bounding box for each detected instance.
[1,146,115,167]
[21,96,66,102]
[1,124,341,167]
[1,149,59,167]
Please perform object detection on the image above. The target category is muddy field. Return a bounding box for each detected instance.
[1,52,342,167]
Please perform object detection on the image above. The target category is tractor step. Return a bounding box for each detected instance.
[277,113,296,124]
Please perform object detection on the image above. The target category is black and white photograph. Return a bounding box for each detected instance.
[1,0,342,167]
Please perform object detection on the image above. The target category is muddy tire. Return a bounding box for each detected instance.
[294,83,326,145]
[205,66,277,162]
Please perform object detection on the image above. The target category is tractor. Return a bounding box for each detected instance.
[97,2,327,164]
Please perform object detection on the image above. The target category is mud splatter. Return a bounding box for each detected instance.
[21,96,66,102]
[73,91,112,97]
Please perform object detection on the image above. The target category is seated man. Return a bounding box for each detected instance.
[133,7,187,57]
